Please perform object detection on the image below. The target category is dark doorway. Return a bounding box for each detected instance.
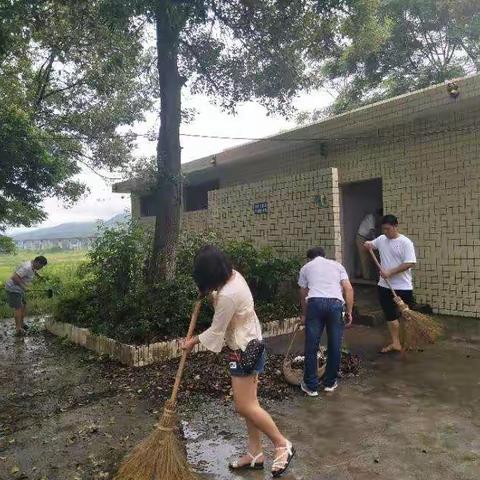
[340,178,383,282]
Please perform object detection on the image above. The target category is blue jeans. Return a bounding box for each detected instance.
[303,297,345,390]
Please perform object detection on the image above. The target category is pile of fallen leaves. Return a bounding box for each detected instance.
[339,350,361,377]
[100,351,361,404]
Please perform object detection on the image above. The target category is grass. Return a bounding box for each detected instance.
[0,250,86,283]
[0,249,87,319]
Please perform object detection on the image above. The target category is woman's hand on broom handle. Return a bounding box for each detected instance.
[181,335,199,351]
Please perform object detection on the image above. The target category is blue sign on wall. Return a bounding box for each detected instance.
[253,202,268,214]
[314,194,328,208]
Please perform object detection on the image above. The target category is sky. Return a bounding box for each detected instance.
[7,89,331,235]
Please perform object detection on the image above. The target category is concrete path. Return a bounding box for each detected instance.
[1,317,479,479]
[186,318,480,479]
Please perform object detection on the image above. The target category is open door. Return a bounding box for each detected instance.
[340,178,383,282]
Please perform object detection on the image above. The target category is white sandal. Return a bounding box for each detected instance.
[228,451,264,470]
[272,440,295,477]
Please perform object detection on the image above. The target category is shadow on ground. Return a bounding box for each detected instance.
[0,316,479,479]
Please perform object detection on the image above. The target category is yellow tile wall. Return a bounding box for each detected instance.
[207,167,342,261]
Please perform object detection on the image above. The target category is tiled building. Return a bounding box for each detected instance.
[114,74,480,318]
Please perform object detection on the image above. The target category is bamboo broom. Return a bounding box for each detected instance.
[369,250,443,350]
[114,300,202,480]
[282,324,326,386]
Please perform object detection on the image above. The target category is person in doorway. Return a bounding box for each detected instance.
[298,247,354,397]
[356,208,383,280]
[4,256,48,335]
[364,215,416,353]
[181,245,295,477]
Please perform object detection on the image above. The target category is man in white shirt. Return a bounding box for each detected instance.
[364,215,416,353]
[4,256,48,335]
[298,247,354,397]
[356,209,382,280]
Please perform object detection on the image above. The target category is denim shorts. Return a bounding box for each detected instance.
[228,348,266,377]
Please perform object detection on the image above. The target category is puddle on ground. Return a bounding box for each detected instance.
[1,315,479,479]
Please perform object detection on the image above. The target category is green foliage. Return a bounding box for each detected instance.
[53,223,302,344]
[87,222,149,300]
[0,236,16,255]
[299,0,480,121]
[223,241,301,306]
[0,0,153,229]
[175,1,319,115]
[0,105,83,229]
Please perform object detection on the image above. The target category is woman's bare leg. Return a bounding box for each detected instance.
[231,375,288,459]
[229,376,264,466]
[245,417,262,454]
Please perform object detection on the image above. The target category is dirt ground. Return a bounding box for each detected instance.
[0,316,479,480]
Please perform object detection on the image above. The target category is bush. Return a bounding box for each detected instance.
[0,236,16,255]
[53,223,302,344]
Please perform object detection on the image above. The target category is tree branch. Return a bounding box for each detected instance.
[457,38,480,70]
[416,15,444,72]
[445,40,457,66]
[41,79,84,100]
[34,50,56,113]
[59,149,123,181]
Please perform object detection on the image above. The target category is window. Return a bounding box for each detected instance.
[184,179,219,212]
[139,193,158,217]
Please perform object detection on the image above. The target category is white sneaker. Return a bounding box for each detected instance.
[324,381,338,393]
[300,381,318,397]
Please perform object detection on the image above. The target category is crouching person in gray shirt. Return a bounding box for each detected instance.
[4,256,47,335]
[298,247,354,397]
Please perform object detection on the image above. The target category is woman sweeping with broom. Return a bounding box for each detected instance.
[181,245,296,477]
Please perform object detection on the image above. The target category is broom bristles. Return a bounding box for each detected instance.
[114,400,199,480]
[394,297,443,350]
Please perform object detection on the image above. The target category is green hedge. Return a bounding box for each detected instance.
[53,222,302,344]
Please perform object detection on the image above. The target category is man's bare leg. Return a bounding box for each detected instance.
[14,307,25,335]
[381,319,402,352]
[21,304,27,329]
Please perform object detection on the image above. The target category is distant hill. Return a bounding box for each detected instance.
[11,213,130,241]
[104,213,130,228]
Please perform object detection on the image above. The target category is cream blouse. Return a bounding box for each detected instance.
[198,271,263,353]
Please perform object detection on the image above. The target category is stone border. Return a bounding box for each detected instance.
[45,317,299,367]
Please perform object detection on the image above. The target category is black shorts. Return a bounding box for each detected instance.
[6,291,26,309]
[378,286,415,322]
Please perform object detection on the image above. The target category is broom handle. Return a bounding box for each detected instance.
[368,249,399,298]
[170,300,202,404]
[284,323,300,361]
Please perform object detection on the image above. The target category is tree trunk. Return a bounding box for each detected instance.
[147,2,184,283]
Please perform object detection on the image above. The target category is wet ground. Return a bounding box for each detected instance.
[0,316,479,480]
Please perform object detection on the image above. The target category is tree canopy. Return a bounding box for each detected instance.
[299,0,480,122]
[0,104,83,230]
[0,0,154,229]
